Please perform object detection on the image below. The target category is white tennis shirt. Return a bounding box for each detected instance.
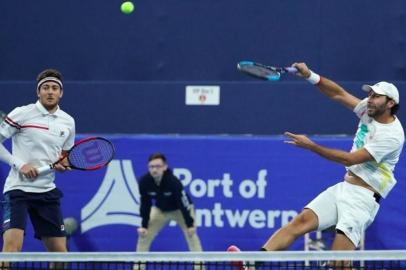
[347,98,404,198]
[0,101,75,193]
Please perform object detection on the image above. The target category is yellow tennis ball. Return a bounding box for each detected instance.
[121,1,135,14]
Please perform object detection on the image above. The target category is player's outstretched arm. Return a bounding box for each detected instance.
[293,63,361,110]
[284,132,374,166]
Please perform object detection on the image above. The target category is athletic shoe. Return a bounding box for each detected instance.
[227,245,247,270]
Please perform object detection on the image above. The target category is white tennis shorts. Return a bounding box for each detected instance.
[305,181,380,247]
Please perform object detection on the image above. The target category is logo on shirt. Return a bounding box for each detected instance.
[60,131,65,137]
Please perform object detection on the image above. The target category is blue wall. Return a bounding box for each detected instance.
[1,1,406,134]
[1,81,405,134]
[1,1,406,81]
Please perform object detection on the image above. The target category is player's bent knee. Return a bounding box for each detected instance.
[2,232,24,252]
[288,210,318,235]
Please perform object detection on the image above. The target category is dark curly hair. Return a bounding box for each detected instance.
[36,69,63,82]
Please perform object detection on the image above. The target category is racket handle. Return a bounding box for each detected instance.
[284,67,298,73]
[37,164,53,175]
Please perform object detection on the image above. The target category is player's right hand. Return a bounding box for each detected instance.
[292,62,311,79]
[137,227,148,236]
[21,163,39,179]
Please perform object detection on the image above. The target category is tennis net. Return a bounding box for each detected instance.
[1,250,406,270]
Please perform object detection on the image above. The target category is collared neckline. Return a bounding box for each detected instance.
[35,100,61,117]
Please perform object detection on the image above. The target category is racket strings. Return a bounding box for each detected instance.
[68,139,115,169]
[249,66,279,77]
[238,64,281,80]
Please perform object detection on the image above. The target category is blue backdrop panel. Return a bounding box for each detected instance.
[0,1,406,81]
[0,135,405,251]
[2,1,406,135]
[1,81,405,134]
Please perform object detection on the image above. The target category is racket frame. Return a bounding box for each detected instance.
[237,61,297,81]
[36,136,115,174]
[66,136,115,171]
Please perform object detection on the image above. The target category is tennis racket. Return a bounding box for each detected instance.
[37,137,115,174]
[237,61,297,81]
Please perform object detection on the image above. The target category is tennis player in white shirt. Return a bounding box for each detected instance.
[229,62,404,269]
[0,68,75,255]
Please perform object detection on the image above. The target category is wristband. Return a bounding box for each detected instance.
[306,70,321,85]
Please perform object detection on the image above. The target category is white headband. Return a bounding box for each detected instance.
[37,77,63,90]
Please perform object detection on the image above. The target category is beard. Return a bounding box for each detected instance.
[367,104,387,118]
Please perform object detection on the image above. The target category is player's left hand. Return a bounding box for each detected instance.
[54,155,71,172]
[284,132,316,149]
[187,227,196,237]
